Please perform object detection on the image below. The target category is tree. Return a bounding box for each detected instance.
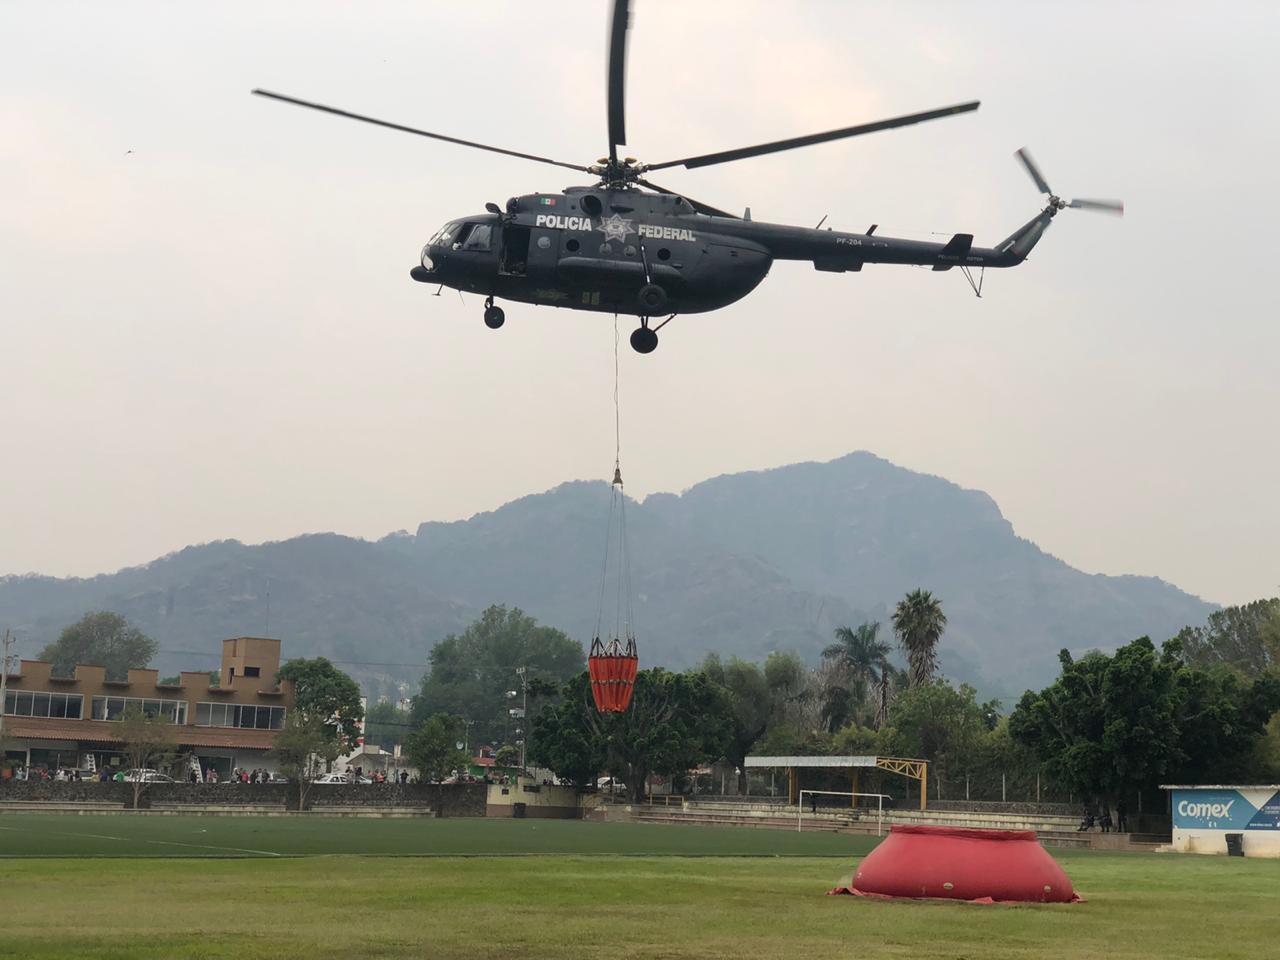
[1007,636,1280,807]
[364,701,411,749]
[1165,643,1280,784]
[494,745,520,768]
[405,714,471,782]
[1174,598,1280,675]
[875,660,908,729]
[822,622,891,727]
[413,606,584,748]
[532,668,733,803]
[885,679,990,799]
[276,657,364,750]
[756,653,842,747]
[763,650,807,701]
[702,654,771,793]
[40,612,158,681]
[268,713,341,810]
[892,590,947,687]
[823,623,890,704]
[118,704,178,809]
[1009,639,1182,807]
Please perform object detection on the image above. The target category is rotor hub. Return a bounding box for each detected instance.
[587,156,647,188]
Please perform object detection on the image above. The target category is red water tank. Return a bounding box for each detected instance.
[830,824,1081,903]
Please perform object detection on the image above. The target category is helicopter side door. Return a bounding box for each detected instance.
[524,225,559,286]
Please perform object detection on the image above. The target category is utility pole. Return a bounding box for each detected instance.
[0,629,15,743]
[515,666,528,774]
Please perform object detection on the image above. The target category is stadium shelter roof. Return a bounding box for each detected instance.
[745,755,922,768]
[745,755,931,811]
[1160,784,1280,790]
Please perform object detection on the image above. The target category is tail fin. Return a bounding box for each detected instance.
[996,206,1057,262]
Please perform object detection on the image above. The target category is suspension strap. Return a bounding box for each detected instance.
[593,317,637,646]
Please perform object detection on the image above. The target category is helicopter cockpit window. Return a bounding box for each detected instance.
[450,223,474,250]
[461,223,492,251]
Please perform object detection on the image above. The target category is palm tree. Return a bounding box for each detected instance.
[875,658,890,728]
[822,622,890,712]
[892,589,947,687]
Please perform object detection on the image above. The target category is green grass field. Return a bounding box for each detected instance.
[0,814,875,858]
[0,815,1275,960]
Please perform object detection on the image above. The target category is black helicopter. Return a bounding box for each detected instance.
[254,1,1121,354]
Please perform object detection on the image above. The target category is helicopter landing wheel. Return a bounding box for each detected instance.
[637,283,668,314]
[483,297,505,330]
[630,324,658,354]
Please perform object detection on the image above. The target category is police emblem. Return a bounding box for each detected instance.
[599,213,635,243]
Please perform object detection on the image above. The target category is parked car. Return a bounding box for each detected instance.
[596,777,627,796]
[122,769,176,783]
[312,772,371,784]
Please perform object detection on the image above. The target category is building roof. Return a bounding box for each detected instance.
[2,717,278,751]
[1160,784,1280,790]
[746,755,901,769]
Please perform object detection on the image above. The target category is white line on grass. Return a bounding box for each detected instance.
[0,824,283,857]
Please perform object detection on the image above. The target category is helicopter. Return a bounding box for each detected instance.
[253,1,1122,354]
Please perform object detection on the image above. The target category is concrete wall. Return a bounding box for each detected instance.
[311,783,485,817]
[928,799,1076,817]
[486,779,580,818]
[1173,829,1280,857]
[0,779,486,815]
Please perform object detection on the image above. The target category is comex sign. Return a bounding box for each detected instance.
[1171,789,1279,831]
[1177,798,1235,824]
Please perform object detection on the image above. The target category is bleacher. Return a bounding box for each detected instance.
[0,799,124,815]
[304,803,435,817]
[625,798,1164,850]
[148,801,288,816]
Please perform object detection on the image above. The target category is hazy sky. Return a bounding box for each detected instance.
[3,1,1277,606]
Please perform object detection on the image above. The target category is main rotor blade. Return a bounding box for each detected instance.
[1015,147,1052,195]
[251,89,590,173]
[645,100,980,171]
[1069,197,1125,215]
[606,0,631,163]
[636,178,738,218]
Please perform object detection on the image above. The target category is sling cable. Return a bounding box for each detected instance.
[589,318,639,713]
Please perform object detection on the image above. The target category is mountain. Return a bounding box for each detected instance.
[0,452,1216,698]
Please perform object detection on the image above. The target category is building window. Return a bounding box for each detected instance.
[4,691,84,720]
[194,702,285,730]
[90,696,187,724]
[243,667,260,678]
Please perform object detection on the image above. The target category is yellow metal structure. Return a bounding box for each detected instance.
[874,757,930,811]
[743,755,930,811]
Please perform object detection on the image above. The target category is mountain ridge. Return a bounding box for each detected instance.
[0,452,1215,698]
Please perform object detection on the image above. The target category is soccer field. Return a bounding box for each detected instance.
[0,813,875,858]
[0,816,1274,960]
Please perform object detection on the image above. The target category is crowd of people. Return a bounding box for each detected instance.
[194,767,276,784]
[8,762,530,786]
[8,765,130,782]
[1078,799,1129,833]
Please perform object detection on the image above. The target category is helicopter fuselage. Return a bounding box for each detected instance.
[412,185,1034,318]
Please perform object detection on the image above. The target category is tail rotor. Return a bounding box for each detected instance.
[1015,147,1124,216]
